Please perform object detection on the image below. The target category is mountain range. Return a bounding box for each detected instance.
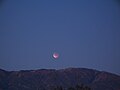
[0,68,120,90]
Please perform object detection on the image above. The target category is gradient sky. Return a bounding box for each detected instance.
[0,0,120,74]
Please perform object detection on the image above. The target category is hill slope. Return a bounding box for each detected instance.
[0,68,120,90]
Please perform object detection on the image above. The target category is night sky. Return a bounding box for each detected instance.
[0,0,120,74]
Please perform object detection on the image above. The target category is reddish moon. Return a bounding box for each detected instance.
[53,52,59,59]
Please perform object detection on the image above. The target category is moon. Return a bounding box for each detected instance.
[53,52,59,59]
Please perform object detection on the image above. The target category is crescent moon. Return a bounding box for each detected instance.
[53,53,59,59]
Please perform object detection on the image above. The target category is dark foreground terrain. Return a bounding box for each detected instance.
[0,68,120,90]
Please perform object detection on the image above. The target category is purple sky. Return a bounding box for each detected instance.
[0,0,120,74]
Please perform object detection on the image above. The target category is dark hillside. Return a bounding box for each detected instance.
[0,68,120,90]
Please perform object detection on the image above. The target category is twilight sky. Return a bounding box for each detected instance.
[0,0,120,74]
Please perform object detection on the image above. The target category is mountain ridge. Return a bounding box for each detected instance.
[0,67,120,90]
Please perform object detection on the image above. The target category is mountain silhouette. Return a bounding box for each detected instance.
[0,68,120,90]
